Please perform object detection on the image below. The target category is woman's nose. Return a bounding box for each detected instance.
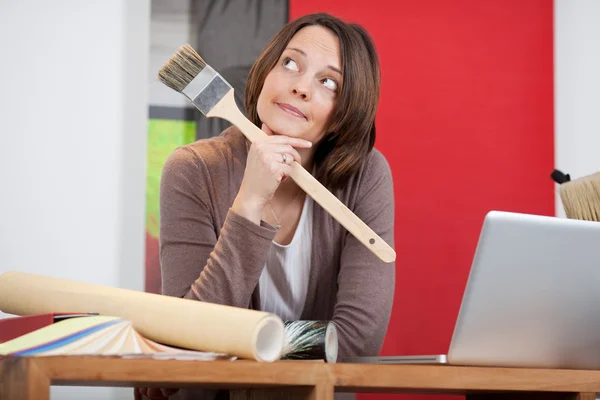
[290,77,311,100]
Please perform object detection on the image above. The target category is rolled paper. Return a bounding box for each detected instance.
[281,320,338,363]
[0,271,284,362]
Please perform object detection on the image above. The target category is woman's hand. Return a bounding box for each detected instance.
[231,123,312,224]
[134,387,179,400]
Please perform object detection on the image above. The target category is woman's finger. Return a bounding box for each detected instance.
[280,164,292,182]
[259,134,312,148]
[260,144,302,164]
[275,152,295,165]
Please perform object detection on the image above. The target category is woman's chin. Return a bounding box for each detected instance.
[265,120,305,138]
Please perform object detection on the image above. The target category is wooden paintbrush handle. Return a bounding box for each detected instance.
[289,163,396,263]
[208,91,396,263]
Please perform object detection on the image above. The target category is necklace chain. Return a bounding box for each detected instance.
[267,189,304,230]
[268,203,282,230]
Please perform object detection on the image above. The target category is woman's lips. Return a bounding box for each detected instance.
[277,103,306,119]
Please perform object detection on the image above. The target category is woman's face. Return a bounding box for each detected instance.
[256,25,341,145]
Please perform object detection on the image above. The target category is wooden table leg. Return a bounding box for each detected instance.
[230,382,334,400]
[0,358,50,400]
[467,392,597,400]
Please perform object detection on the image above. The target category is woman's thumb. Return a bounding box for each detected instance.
[261,123,274,136]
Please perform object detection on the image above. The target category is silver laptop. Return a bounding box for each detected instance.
[345,210,600,369]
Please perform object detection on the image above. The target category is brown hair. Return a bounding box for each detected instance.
[245,13,381,190]
[560,172,600,221]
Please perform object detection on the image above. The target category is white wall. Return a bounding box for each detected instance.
[0,0,150,399]
[149,0,195,108]
[554,0,600,217]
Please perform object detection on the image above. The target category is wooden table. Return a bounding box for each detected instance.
[1,357,599,400]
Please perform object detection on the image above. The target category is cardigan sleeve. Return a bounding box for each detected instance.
[158,146,276,307]
[332,150,396,360]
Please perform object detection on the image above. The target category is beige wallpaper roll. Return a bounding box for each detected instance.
[0,271,284,362]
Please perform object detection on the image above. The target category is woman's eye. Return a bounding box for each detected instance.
[283,58,298,71]
[321,77,338,91]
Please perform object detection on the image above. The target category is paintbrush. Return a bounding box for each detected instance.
[157,44,395,263]
[558,172,600,222]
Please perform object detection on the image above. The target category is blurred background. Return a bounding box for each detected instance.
[1,0,599,399]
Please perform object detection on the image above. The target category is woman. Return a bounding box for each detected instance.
[138,12,395,400]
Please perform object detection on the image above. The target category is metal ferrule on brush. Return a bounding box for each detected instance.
[182,65,232,115]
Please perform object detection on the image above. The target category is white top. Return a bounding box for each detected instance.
[259,195,313,321]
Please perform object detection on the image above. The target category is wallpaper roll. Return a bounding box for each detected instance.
[0,271,284,362]
[281,320,338,363]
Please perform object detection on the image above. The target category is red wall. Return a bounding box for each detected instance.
[289,1,554,399]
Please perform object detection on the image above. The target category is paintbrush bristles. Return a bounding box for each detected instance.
[158,44,207,93]
[560,172,600,222]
